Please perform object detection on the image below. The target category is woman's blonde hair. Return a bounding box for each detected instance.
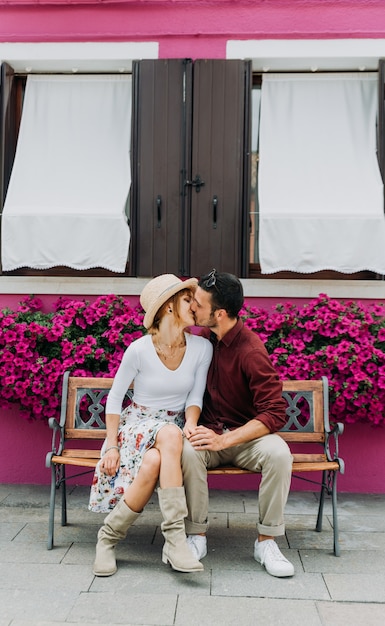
[148,288,193,333]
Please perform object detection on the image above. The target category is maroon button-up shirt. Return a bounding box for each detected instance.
[200,319,286,434]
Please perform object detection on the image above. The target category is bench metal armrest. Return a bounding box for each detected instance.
[45,416,65,468]
[45,371,70,467]
[324,421,345,473]
[319,376,344,473]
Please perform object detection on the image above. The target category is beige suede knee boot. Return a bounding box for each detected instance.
[93,498,141,576]
[158,487,204,573]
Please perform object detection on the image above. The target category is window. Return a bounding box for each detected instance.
[2,74,132,273]
[249,70,385,280]
[2,60,385,280]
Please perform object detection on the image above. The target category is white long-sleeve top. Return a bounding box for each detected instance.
[106,333,213,415]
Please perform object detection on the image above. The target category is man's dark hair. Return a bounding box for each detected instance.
[198,269,244,319]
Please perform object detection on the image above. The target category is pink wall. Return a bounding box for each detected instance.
[1,403,384,493]
[0,293,134,313]
[1,293,384,316]
[1,290,384,491]
[2,0,385,492]
[0,293,313,313]
[1,1,385,47]
[3,291,385,491]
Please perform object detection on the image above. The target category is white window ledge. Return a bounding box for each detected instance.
[1,276,385,301]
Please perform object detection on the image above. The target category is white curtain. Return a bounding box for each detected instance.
[258,72,385,274]
[2,75,132,272]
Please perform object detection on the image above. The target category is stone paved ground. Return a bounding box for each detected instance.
[0,484,384,625]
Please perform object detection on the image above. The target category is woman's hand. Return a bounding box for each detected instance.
[100,448,120,476]
[183,405,201,439]
[183,419,199,439]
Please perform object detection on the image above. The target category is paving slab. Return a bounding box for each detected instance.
[0,485,51,507]
[284,513,333,531]
[13,519,157,547]
[285,528,336,552]
[11,623,132,626]
[175,596,323,626]
[202,490,247,512]
[211,569,330,600]
[91,564,211,595]
[0,589,80,622]
[324,572,385,602]
[337,513,385,532]
[0,521,28,542]
[316,600,385,626]
[68,591,178,625]
[337,531,385,550]
[10,623,127,626]
[300,548,385,573]
[0,540,70,564]
[0,562,94,592]
[244,490,328,514]
[0,508,48,522]
[337,493,385,514]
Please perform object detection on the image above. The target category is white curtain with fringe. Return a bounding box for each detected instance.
[2,74,132,272]
[258,72,385,274]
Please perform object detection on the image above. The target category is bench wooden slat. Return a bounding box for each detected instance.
[68,376,115,389]
[279,432,325,443]
[63,429,328,444]
[51,457,341,473]
[61,449,101,459]
[291,453,327,463]
[292,461,340,472]
[206,460,340,475]
[65,428,107,439]
[51,455,100,468]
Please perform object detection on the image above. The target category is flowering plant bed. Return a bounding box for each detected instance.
[1,293,385,426]
[241,295,385,427]
[0,295,145,421]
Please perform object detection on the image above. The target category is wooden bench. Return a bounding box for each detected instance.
[46,371,345,554]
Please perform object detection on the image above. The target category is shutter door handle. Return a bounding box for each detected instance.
[212,195,218,229]
[156,195,162,228]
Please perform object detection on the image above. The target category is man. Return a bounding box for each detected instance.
[182,269,294,577]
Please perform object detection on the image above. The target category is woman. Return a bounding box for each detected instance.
[89,274,213,576]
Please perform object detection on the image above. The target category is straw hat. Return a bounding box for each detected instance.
[140,274,198,329]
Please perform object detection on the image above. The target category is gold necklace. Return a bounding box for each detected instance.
[154,338,186,360]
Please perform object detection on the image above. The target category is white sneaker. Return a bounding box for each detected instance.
[186,535,207,560]
[254,539,294,577]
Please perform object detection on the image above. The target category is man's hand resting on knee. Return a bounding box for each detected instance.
[186,425,225,451]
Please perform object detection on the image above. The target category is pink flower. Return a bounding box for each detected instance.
[3,292,385,426]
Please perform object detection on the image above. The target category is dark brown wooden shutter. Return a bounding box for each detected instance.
[131,59,192,276]
[0,63,19,273]
[0,63,18,211]
[189,59,251,277]
[131,59,251,278]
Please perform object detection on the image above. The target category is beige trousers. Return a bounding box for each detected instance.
[182,433,293,537]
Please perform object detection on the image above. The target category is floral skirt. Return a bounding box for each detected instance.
[88,402,185,513]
